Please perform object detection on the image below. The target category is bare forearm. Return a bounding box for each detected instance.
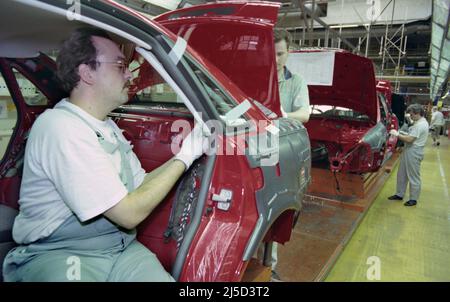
[398,134,415,143]
[143,157,177,184]
[105,159,186,229]
[287,108,310,123]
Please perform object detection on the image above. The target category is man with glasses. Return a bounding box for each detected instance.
[3,28,207,281]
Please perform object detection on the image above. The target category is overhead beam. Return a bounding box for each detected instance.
[376,75,430,83]
[291,0,357,50]
[289,24,430,40]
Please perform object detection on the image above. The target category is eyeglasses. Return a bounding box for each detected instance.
[87,59,129,74]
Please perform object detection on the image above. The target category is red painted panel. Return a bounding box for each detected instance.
[291,50,378,122]
[155,3,281,115]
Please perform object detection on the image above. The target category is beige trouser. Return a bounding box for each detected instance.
[395,146,424,201]
[431,125,443,141]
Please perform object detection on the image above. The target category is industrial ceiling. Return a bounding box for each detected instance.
[117,0,443,104]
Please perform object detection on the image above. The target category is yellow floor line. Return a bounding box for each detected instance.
[436,149,449,201]
[325,136,450,282]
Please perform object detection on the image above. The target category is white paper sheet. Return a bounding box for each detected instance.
[286,51,335,86]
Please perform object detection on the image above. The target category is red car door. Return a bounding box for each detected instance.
[0,55,65,209]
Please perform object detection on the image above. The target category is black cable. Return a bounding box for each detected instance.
[333,171,341,193]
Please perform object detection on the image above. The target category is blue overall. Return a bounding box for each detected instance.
[3,108,174,282]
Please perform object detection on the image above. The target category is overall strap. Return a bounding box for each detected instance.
[56,106,134,192]
[115,132,134,192]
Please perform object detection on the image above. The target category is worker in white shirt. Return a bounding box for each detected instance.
[388,104,429,207]
[430,106,445,146]
[3,28,207,282]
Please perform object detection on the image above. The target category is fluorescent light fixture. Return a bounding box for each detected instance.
[329,24,359,29]
[142,0,179,11]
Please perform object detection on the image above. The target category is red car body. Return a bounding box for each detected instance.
[0,0,310,281]
[287,49,398,173]
[376,80,399,155]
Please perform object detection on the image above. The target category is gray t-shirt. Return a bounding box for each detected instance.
[279,68,310,113]
[407,117,429,149]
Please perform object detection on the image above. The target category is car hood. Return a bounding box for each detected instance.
[287,50,378,121]
[154,1,282,116]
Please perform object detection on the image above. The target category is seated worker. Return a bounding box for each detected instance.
[2,28,207,282]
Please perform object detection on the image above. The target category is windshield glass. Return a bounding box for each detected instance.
[127,49,243,118]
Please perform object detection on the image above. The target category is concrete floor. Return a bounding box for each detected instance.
[325,135,450,281]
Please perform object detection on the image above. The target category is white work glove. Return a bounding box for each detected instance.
[174,123,208,170]
[280,106,288,118]
[404,113,413,125]
[389,129,399,137]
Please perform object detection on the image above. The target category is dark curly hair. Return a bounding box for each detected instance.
[56,27,111,93]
